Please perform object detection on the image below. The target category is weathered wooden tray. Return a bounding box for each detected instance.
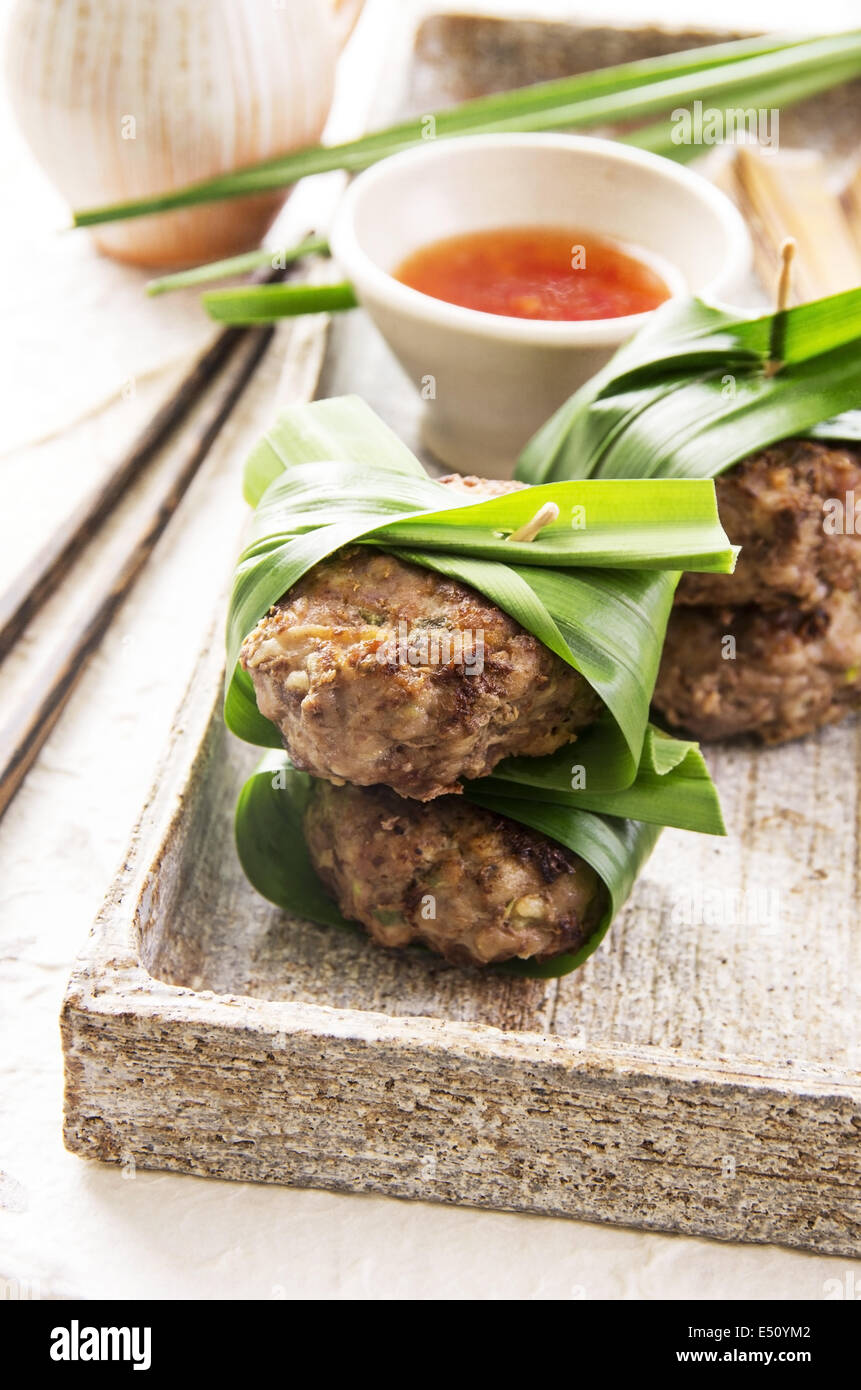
[62,12,861,1256]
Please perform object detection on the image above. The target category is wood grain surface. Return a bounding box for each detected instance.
[0,327,276,821]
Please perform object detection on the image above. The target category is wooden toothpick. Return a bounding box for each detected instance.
[507,501,559,543]
[775,237,796,315]
[765,238,796,377]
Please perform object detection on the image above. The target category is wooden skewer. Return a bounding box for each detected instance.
[0,323,277,822]
[775,237,796,315]
[507,501,559,543]
[0,260,295,664]
[765,239,796,377]
[732,147,861,305]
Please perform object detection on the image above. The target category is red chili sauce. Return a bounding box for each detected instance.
[395,226,671,321]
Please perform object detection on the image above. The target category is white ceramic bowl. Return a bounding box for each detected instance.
[330,133,752,476]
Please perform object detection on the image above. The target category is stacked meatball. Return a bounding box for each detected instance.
[654,440,861,743]
[241,475,606,967]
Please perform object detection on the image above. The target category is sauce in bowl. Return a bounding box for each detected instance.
[395,226,672,322]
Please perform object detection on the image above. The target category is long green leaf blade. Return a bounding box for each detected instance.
[518,289,861,484]
[72,32,861,226]
[145,235,330,296]
[204,281,358,323]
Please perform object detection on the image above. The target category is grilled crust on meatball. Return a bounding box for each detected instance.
[654,440,861,744]
[303,780,606,967]
[654,590,861,744]
[436,473,528,499]
[240,475,600,800]
[676,441,861,612]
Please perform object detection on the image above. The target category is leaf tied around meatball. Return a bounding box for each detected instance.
[240,476,602,801]
[303,779,607,967]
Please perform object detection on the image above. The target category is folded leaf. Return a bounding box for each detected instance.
[517,289,861,484]
[471,722,726,834]
[235,754,349,931]
[226,396,735,790]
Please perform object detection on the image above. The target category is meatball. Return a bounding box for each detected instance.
[654,439,861,744]
[240,476,600,800]
[654,589,861,743]
[303,780,606,967]
[436,473,528,499]
[677,441,861,612]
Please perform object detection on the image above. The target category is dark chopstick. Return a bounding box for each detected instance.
[0,262,292,664]
[0,327,245,663]
[0,323,276,821]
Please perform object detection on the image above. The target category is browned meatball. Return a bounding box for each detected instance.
[655,439,861,744]
[303,780,606,967]
[654,589,861,743]
[240,475,600,800]
[677,441,861,612]
[436,473,529,499]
